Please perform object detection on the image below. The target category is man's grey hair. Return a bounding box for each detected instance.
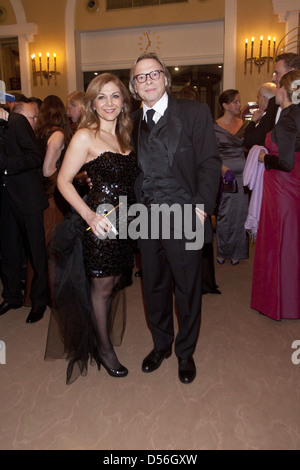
[129,52,172,101]
[13,102,26,113]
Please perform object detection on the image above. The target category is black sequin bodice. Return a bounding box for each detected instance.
[82,151,138,211]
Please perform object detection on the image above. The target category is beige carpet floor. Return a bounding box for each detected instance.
[1,241,300,451]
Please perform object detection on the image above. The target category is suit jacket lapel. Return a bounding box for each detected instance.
[132,108,145,169]
[167,98,182,166]
[131,109,142,155]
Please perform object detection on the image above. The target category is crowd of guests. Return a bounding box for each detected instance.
[0,51,299,386]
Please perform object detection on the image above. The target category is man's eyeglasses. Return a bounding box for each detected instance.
[134,70,164,84]
[26,115,37,121]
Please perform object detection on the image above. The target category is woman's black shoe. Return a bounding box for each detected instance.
[99,358,128,377]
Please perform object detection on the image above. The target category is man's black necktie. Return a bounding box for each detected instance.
[146,109,155,131]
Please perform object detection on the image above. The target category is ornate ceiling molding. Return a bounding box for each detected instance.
[0,22,38,41]
[272,0,300,22]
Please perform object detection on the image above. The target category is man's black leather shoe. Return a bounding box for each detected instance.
[0,299,22,316]
[142,348,172,373]
[26,305,46,324]
[178,357,196,384]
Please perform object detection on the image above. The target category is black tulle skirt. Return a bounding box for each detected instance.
[44,212,132,384]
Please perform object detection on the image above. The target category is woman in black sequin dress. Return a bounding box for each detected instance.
[44,73,139,383]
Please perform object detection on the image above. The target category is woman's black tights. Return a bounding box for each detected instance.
[90,275,121,370]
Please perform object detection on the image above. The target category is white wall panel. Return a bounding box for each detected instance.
[80,21,224,71]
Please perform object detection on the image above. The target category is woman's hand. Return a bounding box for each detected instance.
[221,165,230,177]
[251,109,265,123]
[74,170,93,189]
[258,150,266,163]
[86,212,112,238]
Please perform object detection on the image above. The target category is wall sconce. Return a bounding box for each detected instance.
[244,36,276,75]
[31,52,60,86]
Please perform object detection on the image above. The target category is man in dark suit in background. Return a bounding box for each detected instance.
[129,53,221,384]
[0,104,49,323]
[244,52,300,150]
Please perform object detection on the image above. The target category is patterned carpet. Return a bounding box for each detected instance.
[1,241,300,450]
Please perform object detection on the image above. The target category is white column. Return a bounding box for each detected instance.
[285,11,300,53]
[18,34,32,97]
[223,0,237,90]
[65,0,78,93]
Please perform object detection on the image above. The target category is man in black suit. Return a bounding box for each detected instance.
[0,105,49,323]
[244,52,300,150]
[129,53,221,384]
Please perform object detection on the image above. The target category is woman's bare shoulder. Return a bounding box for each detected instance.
[73,127,94,139]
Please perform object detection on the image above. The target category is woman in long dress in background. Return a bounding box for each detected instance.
[251,71,300,320]
[214,89,249,266]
